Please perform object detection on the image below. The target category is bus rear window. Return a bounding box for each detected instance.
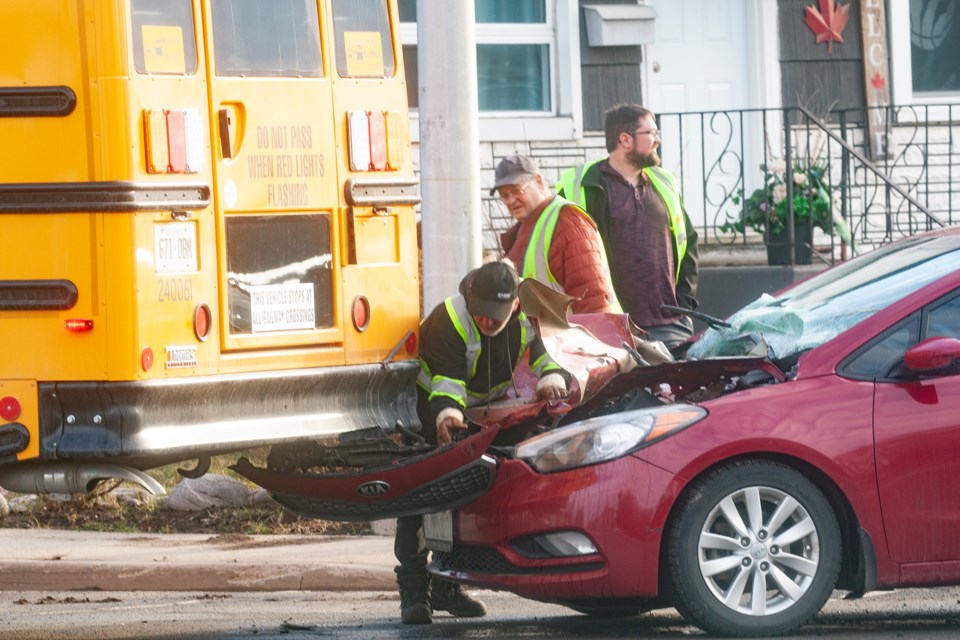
[132,0,198,75]
[212,0,323,77]
[225,215,334,334]
[332,0,396,78]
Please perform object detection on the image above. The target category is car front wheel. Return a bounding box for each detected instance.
[666,460,841,637]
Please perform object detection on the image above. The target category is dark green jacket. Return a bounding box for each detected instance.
[557,159,699,311]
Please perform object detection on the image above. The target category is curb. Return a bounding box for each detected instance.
[0,562,397,592]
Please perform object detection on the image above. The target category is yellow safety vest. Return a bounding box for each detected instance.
[522,195,622,312]
[557,161,688,283]
[416,294,556,408]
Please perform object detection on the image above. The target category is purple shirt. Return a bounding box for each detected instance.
[600,161,681,327]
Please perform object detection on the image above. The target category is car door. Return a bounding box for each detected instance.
[871,293,960,564]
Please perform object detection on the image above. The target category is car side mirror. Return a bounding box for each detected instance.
[903,336,960,373]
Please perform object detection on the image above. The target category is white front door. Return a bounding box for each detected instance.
[646,0,751,113]
[645,0,777,230]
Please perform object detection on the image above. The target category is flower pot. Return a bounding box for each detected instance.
[766,220,813,265]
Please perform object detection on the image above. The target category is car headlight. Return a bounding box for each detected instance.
[516,404,707,473]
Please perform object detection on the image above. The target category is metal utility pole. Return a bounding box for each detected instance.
[417,0,481,313]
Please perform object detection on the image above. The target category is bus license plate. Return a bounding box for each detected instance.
[423,510,453,552]
[154,222,197,274]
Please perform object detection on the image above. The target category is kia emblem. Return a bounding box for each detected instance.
[357,480,391,497]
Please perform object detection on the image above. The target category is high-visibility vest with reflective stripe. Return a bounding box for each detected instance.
[557,161,688,283]
[523,196,622,312]
[416,294,547,408]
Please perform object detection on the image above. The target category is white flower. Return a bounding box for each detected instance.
[767,159,787,174]
[772,184,788,204]
[793,171,807,186]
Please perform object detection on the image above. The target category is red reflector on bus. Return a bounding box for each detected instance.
[352,296,370,332]
[166,109,187,173]
[368,111,387,171]
[405,331,417,355]
[141,347,154,372]
[194,303,211,341]
[65,319,94,332]
[0,396,21,422]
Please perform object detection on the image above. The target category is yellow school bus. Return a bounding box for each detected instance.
[0,0,420,494]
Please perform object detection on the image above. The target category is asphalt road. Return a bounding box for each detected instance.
[2,588,960,640]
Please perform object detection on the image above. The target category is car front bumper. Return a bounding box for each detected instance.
[429,452,677,601]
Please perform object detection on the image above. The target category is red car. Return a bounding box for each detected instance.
[238,227,960,637]
[423,227,960,637]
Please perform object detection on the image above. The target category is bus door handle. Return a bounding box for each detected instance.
[218,109,233,159]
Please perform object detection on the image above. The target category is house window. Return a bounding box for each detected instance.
[400,0,582,141]
[909,0,960,94]
[399,0,553,113]
[890,0,960,103]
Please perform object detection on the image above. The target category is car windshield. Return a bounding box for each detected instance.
[688,233,960,360]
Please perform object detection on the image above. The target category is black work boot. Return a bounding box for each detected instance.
[399,587,432,624]
[430,578,488,618]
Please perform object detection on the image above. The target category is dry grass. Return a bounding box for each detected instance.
[0,447,371,536]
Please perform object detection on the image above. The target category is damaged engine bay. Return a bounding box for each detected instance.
[232,280,795,521]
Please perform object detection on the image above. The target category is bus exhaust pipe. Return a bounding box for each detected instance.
[0,462,166,496]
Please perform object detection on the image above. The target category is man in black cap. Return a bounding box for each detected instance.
[395,260,568,624]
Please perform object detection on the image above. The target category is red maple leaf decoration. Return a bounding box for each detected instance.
[871,72,885,90]
[804,0,850,54]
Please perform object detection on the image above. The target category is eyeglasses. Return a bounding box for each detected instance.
[633,128,661,138]
[497,180,532,201]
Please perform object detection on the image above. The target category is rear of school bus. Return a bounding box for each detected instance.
[0,0,420,495]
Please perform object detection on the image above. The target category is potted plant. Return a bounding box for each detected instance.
[722,158,850,265]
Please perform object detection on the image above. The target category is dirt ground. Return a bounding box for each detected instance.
[0,495,371,536]
[0,448,373,536]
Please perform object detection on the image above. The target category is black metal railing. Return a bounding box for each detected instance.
[656,104,954,265]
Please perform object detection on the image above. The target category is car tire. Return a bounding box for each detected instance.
[665,460,841,637]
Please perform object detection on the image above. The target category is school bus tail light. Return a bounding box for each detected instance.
[194,303,212,341]
[405,331,417,355]
[0,396,21,422]
[385,111,406,170]
[141,347,154,372]
[143,108,204,174]
[65,319,94,332]
[348,110,403,172]
[368,111,387,170]
[352,295,370,332]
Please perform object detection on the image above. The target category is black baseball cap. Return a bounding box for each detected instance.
[460,261,520,322]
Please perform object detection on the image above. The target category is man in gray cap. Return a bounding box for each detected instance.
[492,154,619,314]
[394,261,568,624]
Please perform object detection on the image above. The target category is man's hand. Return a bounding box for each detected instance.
[435,408,467,445]
[536,372,568,401]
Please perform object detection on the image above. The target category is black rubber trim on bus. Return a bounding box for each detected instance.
[345,177,421,207]
[0,279,78,311]
[0,423,30,459]
[0,182,211,213]
[0,86,76,117]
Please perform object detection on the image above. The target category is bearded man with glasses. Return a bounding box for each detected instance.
[557,104,700,352]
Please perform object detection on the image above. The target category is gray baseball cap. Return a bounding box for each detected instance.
[489,154,540,195]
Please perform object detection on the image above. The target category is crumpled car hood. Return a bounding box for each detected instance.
[232,281,784,521]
